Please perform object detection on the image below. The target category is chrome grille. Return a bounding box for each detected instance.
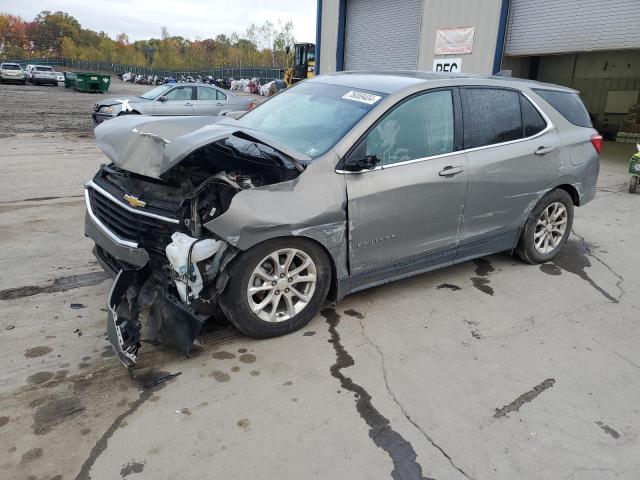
[87,186,178,256]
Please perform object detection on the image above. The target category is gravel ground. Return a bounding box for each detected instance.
[0,79,263,134]
[0,81,148,134]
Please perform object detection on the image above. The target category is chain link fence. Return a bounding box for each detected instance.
[6,58,284,83]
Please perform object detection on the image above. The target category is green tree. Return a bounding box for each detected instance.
[31,11,80,54]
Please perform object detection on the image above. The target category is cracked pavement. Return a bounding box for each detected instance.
[0,83,639,479]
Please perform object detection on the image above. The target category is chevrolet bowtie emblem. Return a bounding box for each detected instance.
[123,194,146,208]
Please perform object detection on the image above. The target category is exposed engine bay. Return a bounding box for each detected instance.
[88,128,304,372]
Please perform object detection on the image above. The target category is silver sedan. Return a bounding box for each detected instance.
[92,83,254,125]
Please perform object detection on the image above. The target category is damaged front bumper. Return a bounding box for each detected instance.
[106,267,209,370]
[85,181,227,370]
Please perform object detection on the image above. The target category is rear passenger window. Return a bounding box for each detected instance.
[365,90,454,165]
[520,94,547,137]
[533,89,592,128]
[462,88,522,149]
[197,86,217,100]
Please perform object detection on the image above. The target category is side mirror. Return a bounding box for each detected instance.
[158,96,168,102]
[343,154,381,172]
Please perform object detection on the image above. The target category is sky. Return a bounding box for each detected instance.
[1,0,318,43]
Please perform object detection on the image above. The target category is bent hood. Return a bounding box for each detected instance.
[98,96,150,108]
[94,115,311,179]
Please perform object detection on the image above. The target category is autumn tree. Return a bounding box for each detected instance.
[0,12,296,71]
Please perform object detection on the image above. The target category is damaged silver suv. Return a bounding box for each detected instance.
[86,71,600,369]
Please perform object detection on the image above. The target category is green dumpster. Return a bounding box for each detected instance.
[63,71,111,93]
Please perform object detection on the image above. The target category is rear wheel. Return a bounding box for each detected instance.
[220,238,331,338]
[630,176,638,194]
[516,189,574,264]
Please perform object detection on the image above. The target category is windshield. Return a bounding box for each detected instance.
[35,66,53,72]
[2,64,21,70]
[237,82,386,158]
[140,85,173,100]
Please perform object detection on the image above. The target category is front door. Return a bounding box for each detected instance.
[457,87,562,260]
[153,85,195,115]
[344,89,469,289]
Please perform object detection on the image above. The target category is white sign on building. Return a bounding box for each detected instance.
[432,58,463,73]
[434,27,475,55]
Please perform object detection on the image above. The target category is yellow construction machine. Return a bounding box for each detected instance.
[283,43,315,86]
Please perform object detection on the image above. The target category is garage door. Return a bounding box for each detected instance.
[344,0,423,70]
[505,0,640,56]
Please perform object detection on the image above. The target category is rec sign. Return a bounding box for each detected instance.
[432,58,462,73]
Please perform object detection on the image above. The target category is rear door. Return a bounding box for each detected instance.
[195,86,227,115]
[344,88,469,287]
[457,87,562,260]
[153,85,195,115]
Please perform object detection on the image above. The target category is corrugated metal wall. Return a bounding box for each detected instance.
[505,0,640,56]
[344,0,423,70]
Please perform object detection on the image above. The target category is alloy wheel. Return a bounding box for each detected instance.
[534,201,568,254]
[246,248,317,322]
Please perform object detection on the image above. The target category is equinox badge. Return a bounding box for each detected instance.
[123,194,146,208]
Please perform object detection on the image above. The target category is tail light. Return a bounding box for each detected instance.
[248,102,256,111]
[590,133,603,154]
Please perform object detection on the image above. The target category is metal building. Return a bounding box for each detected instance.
[316,0,640,137]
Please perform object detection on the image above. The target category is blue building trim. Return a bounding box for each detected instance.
[492,0,510,74]
[315,0,322,75]
[336,0,347,71]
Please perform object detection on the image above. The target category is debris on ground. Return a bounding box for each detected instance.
[143,372,182,389]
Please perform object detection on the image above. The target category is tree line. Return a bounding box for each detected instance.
[0,11,295,69]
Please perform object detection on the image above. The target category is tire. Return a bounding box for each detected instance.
[630,176,638,194]
[516,188,574,264]
[220,237,332,338]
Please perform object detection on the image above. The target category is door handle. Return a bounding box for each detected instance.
[216,102,224,106]
[184,102,193,106]
[535,146,554,156]
[439,166,464,176]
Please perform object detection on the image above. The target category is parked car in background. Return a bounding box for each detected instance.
[24,64,35,80]
[0,63,26,84]
[29,65,58,85]
[92,83,255,125]
[55,71,65,83]
[85,71,600,369]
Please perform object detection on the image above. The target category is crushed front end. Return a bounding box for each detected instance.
[85,168,232,370]
[85,116,304,369]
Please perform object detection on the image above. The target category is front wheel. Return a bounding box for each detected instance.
[220,238,331,338]
[516,189,574,264]
[630,176,638,194]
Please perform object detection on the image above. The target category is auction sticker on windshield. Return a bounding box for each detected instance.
[342,90,382,105]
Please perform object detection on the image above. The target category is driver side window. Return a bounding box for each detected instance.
[365,90,454,165]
